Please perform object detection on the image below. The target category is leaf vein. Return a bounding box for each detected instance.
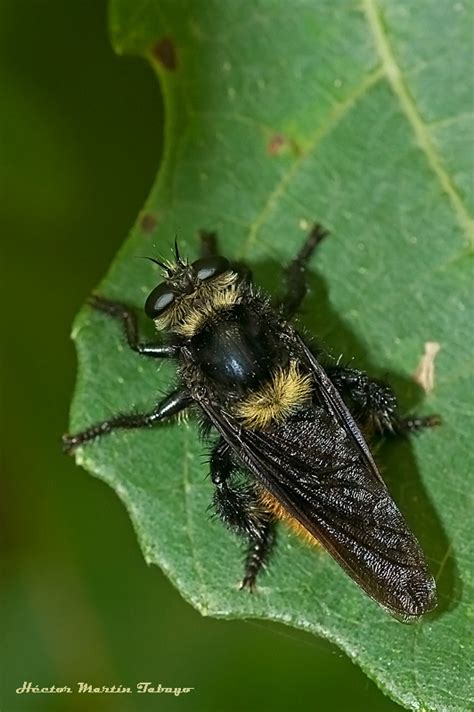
[362,0,474,249]
[239,66,384,259]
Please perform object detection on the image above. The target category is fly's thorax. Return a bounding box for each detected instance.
[188,303,290,394]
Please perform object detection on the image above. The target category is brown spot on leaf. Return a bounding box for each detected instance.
[414,341,441,394]
[267,134,302,157]
[267,134,286,155]
[140,213,158,233]
[152,37,178,71]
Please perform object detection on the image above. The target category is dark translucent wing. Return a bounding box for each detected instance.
[295,334,383,481]
[197,339,437,620]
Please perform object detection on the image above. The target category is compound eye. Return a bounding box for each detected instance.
[145,284,176,319]
[192,256,230,282]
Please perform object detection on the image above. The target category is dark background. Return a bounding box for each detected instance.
[1,2,402,711]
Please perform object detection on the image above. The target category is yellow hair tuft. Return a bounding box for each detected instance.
[153,271,241,335]
[235,361,312,429]
[259,489,320,547]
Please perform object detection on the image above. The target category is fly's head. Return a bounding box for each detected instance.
[144,241,239,333]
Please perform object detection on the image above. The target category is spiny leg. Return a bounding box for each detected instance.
[393,414,441,434]
[210,440,262,537]
[63,388,191,453]
[240,520,276,592]
[89,295,177,358]
[327,366,440,435]
[210,439,276,589]
[280,223,329,318]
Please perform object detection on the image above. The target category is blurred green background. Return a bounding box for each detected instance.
[1,2,403,711]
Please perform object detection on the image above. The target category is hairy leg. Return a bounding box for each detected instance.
[279,223,329,318]
[210,439,276,589]
[63,389,191,453]
[239,520,276,591]
[89,295,177,358]
[327,366,440,435]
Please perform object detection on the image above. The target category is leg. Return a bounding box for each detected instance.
[63,388,191,453]
[389,413,441,435]
[89,295,177,358]
[280,223,329,317]
[198,229,218,257]
[210,439,276,589]
[327,366,440,435]
[198,229,252,283]
[240,520,276,591]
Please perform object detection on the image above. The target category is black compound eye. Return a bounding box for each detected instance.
[192,256,230,282]
[145,284,176,319]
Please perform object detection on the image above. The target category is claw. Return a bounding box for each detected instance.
[62,433,79,454]
[239,576,257,593]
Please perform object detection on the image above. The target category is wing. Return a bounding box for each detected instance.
[196,335,437,621]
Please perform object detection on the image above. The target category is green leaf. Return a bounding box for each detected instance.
[68,1,473,710]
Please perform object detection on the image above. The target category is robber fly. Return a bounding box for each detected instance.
[63,225,439,621]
